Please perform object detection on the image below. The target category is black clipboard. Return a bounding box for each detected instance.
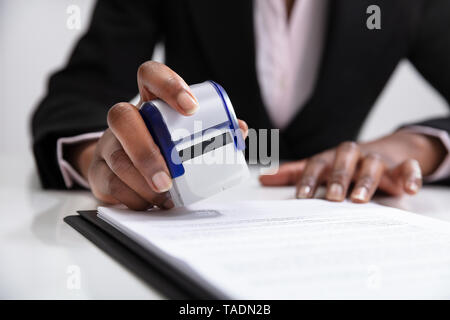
[64,211,228,299]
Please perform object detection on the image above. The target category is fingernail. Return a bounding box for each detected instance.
[177,91,198,115]
[152,171,172,192]
[297,185,311,199]
[352,187,369,202]
[162,198,174,209]
[406,180,419,193]
[327,183,344,201]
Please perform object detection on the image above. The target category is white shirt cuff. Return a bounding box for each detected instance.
[57,131,104,189]
[399,125,450,182]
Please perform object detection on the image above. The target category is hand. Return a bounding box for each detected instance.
[68,61,248,210]
[259,131,447,203]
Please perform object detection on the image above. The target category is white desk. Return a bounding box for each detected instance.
[1,154,450,299]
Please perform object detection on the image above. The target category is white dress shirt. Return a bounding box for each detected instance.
[254,0,327,128]
[57,0,450,188]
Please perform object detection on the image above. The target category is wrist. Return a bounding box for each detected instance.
[66,140,98,181]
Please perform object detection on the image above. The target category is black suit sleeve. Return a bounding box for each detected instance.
[406,0,450,184]
[31,0,162,189]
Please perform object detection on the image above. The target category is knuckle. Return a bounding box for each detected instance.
[147,145,162,162]
[106,172,123,196]
[91,188,104,202]
[300,175,317,187]
[109,149,133,174]
[357,175,375,189]
[330,169,352,182]
[338,141,358,152]
[163,75,184,97]
[310,155,329,167]
[107,102,133,125]
[90,189,102,201]
[365,152,382,162]
[134,146,161,170]
[137,60,157,77]
[92,189,111,204]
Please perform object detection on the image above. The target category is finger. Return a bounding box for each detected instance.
[107,103,173,194]
[296,157,328,199]
[238,119,249,139]
[350,153,385,203]
[137,61,198,115]
[379,159,423,196]
[89,159,151,211]
[98,130,173,209]
[259,161,306,186]
[326,142,360,202]
[396,159,423,195]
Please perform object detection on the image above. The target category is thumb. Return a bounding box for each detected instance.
[259,160,307,186]
[237,119,249,139]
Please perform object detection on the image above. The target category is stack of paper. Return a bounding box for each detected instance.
[98,200,450,299]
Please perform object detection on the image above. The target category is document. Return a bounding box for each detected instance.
[98,200,450,299]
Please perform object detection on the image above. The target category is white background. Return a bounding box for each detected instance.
[1,0,449,157]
